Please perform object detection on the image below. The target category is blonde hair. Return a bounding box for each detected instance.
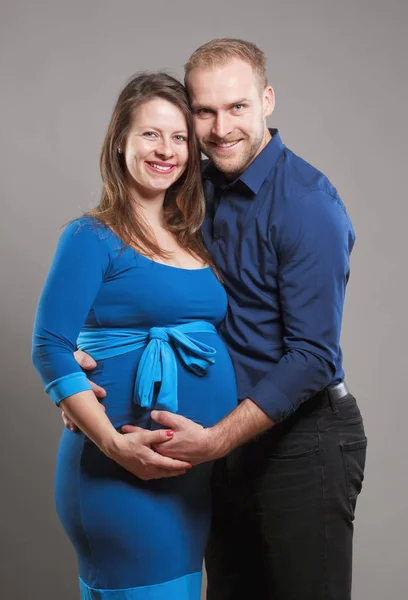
[184,38,268,89]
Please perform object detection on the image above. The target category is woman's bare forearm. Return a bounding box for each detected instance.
[59,391,191,480]
[59,391,121,456]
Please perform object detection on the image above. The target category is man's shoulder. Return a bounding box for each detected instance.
[281,146,338,201]
[270,145,353,239]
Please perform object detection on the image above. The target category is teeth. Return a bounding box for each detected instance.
[218,141,238,148]
[149,163,173,171]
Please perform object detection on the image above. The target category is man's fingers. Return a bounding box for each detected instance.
[119,428,190,468]
[74,350,96,370]
[89,381,107,399]
[149,451,191,471]
[150,410,187,429]
[73,350,107,398]
[61,411,78,432]
[152,442,172,457]
[153,468,187,479]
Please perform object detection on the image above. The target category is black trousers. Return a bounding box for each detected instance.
[205,392,367,600]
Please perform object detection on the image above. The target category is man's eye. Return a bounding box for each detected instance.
[234,104,244,110]
[196,108,211,116]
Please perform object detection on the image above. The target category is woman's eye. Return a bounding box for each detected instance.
[174,135,187,142]
[143,131,158,138]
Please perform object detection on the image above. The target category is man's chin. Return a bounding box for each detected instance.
[210,156,247,177]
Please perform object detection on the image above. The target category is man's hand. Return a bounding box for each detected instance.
[62,350,107,433]
[108,427,192,480]
[125,400,274,465]
[122,411,216,465]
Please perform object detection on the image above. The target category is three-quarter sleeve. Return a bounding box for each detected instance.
[32,219,110,404]
[249,191,355,422]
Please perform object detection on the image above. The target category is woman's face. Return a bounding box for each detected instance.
[123,97,189,199]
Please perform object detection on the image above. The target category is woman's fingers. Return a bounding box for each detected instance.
[142,428,176,445]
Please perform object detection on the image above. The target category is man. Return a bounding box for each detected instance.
[69,39,367,599]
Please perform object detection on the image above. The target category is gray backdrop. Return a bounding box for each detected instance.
[1,0,407,598]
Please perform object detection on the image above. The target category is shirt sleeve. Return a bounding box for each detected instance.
[32,219,110,405]
[249,190,355,422]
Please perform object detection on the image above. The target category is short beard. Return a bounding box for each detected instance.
[204,126,265,178]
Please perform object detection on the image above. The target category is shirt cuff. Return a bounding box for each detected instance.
[249,378,295,423]
[45,372,93,405]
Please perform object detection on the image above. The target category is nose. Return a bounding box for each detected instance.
[156,137,175,159]
[211,113,232,140]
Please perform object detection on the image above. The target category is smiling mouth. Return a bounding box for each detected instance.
[210,140,242,152]
[145,161,177,174]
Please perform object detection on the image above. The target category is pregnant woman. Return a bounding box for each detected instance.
[32,73,237,600]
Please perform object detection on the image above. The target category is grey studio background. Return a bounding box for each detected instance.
[1,0,407,598]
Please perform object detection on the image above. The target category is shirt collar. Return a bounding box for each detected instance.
[202,128,284,195]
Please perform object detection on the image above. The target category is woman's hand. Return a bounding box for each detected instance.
[60,390,191,480]
[106,427,192,480]
[63,351,191,479]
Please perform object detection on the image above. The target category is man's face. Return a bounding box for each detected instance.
[187,58,274,178]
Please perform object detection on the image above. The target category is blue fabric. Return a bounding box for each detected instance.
[76,322,217,412]
[202,129,355,422]
[45,371,92,404]
[79,572,202,599]
[32,217,238,594]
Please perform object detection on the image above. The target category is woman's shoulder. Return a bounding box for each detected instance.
[58,216,117,255]
[62,215,112,241]
[64,215,102,233]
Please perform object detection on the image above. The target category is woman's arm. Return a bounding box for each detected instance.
[32,219,190,479]
[60,389,190,479]
[32,219,107,398]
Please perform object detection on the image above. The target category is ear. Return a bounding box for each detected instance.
[263,86,275,118]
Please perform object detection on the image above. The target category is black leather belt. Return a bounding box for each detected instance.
[302,381,351,413]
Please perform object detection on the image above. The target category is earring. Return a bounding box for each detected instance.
[118,148,122,154]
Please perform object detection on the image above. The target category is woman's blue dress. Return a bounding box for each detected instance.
[32,218,237,599]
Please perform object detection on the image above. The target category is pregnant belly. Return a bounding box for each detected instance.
[86,333,237,429]
[176,334,237,427]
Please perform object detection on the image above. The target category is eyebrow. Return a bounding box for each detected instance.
[135,125,188,134]
[192,98,250,110]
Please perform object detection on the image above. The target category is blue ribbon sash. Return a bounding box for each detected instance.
[77,321,217,413]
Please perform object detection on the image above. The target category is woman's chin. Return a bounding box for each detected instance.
[129,178,175,198]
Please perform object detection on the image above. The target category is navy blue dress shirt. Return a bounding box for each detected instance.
[202,129,355,423]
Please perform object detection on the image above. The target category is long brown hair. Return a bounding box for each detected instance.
[88,72,212,264]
